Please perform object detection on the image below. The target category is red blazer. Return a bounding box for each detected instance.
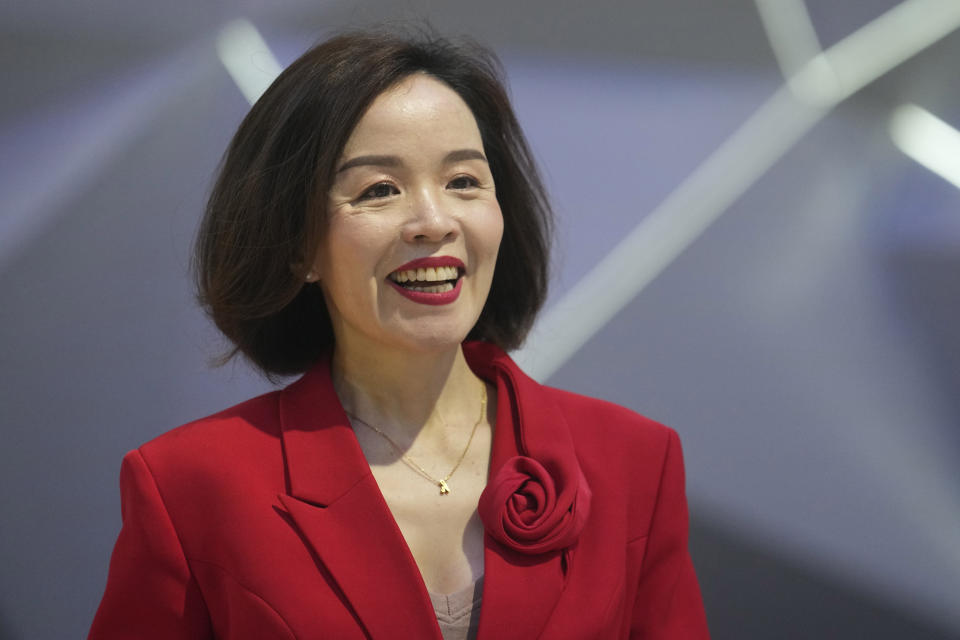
[89,342,709,639]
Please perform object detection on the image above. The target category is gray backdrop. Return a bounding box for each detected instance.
[2,1,959,638]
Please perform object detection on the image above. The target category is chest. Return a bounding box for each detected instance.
[369,453,488,594]
[178,437,646,640]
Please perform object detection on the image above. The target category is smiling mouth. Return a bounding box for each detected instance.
[388,265,463,293]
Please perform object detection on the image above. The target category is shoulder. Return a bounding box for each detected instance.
[114,389,295,563]
[132,389,286,493]
[542,384,676,454]
[477,342,675,452]
[482,342,680,481]
[535,381,680,469]
[538,386,688,542]
[139,390,282,458]
[540,385,684,516]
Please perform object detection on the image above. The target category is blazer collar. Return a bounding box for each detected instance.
[464,342,578,640]
[277,343,580,640]
[278,354,442,639]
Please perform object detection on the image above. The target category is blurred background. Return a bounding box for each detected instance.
[2,0,959,638]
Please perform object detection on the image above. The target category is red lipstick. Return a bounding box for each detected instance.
[388,277,463,305]
[388,255,465,306]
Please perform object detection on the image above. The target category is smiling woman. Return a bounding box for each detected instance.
[193,31,551,377]
[89,29,709,640]
[318,73,504,358]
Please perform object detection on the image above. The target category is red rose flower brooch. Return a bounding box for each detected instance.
[478,455,592,555]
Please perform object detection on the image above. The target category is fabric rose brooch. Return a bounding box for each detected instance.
[478,455,592,555]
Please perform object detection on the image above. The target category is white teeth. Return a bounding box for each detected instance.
[390,265,461,283]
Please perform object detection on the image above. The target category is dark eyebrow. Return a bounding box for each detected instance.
[444,148,487,164]
[336,149,487,174]
[337,155,402,173]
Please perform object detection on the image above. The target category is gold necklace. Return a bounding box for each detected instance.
[351,385,487,495]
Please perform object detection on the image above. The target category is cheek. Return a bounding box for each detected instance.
[484,206,505,261]
[317,215,387,279]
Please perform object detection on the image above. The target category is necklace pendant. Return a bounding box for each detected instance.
[438,479,450,495]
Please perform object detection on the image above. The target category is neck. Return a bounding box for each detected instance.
[331,342,483,441]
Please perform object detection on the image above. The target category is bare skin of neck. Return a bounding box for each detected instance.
[330,342,495,595]
[332,343,483,440]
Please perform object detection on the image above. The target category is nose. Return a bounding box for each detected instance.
[402,187,458,243]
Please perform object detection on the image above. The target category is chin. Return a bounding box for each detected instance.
[402,331,471,354]
[390,320,476,354]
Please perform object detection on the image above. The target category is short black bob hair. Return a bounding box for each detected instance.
[195,29,553,376]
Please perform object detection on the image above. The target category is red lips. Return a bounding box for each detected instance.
[388,255,465,306]
[388,278,463,305]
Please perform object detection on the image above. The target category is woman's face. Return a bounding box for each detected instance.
[314,73,504,357]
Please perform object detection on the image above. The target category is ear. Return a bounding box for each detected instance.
[290,262,320,283]
[292,236,324,283]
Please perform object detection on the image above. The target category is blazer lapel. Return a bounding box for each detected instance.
[465,343,573,640]
[274,345,581,640]
[277,359,442,640]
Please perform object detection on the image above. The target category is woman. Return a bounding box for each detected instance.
[89,30,709,639]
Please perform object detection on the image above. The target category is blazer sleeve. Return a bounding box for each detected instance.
[631,430,710,639]
[88,449,213,639]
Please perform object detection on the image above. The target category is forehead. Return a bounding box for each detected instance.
[340,74,484,156]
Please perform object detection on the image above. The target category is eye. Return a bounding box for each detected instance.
[358,182,400,201]
[447,175,479,190]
